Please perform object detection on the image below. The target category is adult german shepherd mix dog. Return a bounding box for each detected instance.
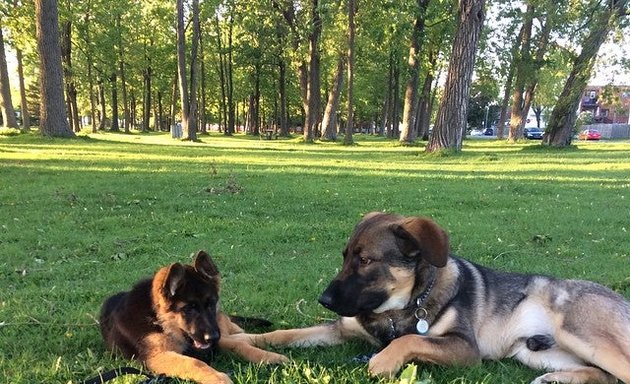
[240,213,630,384]
[99,250,287,384]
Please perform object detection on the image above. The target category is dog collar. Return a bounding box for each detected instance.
[386,269,437,341]
[412,270,436,335]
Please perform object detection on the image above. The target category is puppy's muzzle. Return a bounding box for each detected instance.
[318,291,334,310]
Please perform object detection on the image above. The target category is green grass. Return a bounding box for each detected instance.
[1,131,629,384]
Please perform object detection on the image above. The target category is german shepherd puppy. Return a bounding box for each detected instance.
[238,213,630,384]
[99,250,288,384]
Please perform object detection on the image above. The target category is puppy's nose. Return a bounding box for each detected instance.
[318,292,334,310]
[204,330,221,344]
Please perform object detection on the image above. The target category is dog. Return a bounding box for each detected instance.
[99,250,288,384]
[239,212,630,384]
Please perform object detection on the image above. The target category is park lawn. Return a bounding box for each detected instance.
[0,131,629,384]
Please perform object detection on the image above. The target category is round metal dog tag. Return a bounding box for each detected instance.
[416,319,429,334]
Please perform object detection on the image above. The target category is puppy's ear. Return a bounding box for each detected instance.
[361,211,386,221]
[193,250,219,280]
[163,263,186,297]
[390,217,449,267]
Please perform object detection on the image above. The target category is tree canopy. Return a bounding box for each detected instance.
[0,0,628,147]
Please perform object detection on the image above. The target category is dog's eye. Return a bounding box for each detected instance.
[359,256,371,265]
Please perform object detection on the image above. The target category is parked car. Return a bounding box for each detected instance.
[524,127,543,139]
[578,129,601,140]
[482,127,494,136]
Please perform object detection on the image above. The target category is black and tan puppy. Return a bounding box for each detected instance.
[99,250,287,384]
[238,212,630,384]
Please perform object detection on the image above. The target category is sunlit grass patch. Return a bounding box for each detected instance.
[1,131,629,383]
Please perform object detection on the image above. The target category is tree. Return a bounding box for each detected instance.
[399,0,430,144]
[343,0,357,145]
[507,2,556,142]
[176,0,200,141]
[320,57,344,140]
[61,19,81,132]
[426,0,485,153]
[0,25,17,128]
[16,48,30,130]
[543,0,629,147]
[303,0,322,142]
[35,0,74,138]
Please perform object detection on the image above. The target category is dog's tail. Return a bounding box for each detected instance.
[229,315,273,330]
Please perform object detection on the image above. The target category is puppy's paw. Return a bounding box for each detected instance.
[206,371,233,384]
[367,350,403,379]
[229,332,261,347]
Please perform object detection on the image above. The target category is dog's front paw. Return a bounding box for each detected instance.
[367,349,403,379]
[261,351,290,364]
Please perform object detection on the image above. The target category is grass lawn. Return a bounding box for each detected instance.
[1,131,629,384]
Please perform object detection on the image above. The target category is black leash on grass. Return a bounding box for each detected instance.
[81,367,172,384]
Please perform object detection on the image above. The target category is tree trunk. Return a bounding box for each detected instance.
[157,90,163,131]
[226,14,235,135]
[199,37,206,135]
[390,53,401,137]
[142,66,151,132]
[110,72,119,131]
[379,56,392,136]
[82,10,97,133]
[129,93,136,130]
[61,21,80,132]
[426,0,484,153]
[120,59,129,133]
[303,0,322,142]
[496,28,522,140]
[399,0,430,144]
[187,0,200,141]
[214,13,227,133]
[508,6,533,142]
[343,0,356,145]
[278,59,289,136]
[225,15,235,135]
[0,26,18,128]
[510,9,554,141]
[169,74,177,133]
[417,60,435,140]
[543,0,626,147]
[176,0,189,138]
[176,0,199,141]
[321,57,345,141]
[35,0,74,137]
[98,78,106,130]
[16,49,30,131]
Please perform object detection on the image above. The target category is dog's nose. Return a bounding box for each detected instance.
[318,292,334,310]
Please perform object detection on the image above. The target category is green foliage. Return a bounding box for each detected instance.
[0,127,21,136]
[576,110,594,131]
[1,131,630,384]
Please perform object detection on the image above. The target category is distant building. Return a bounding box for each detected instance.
[580,85,630,124]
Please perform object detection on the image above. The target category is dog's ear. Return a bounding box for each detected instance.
[390,217,449,267]
[193,250,220,280]
[163,263,186,297]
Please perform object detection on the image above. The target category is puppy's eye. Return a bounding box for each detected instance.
[186,303,199,313]
[359,256,371,265]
